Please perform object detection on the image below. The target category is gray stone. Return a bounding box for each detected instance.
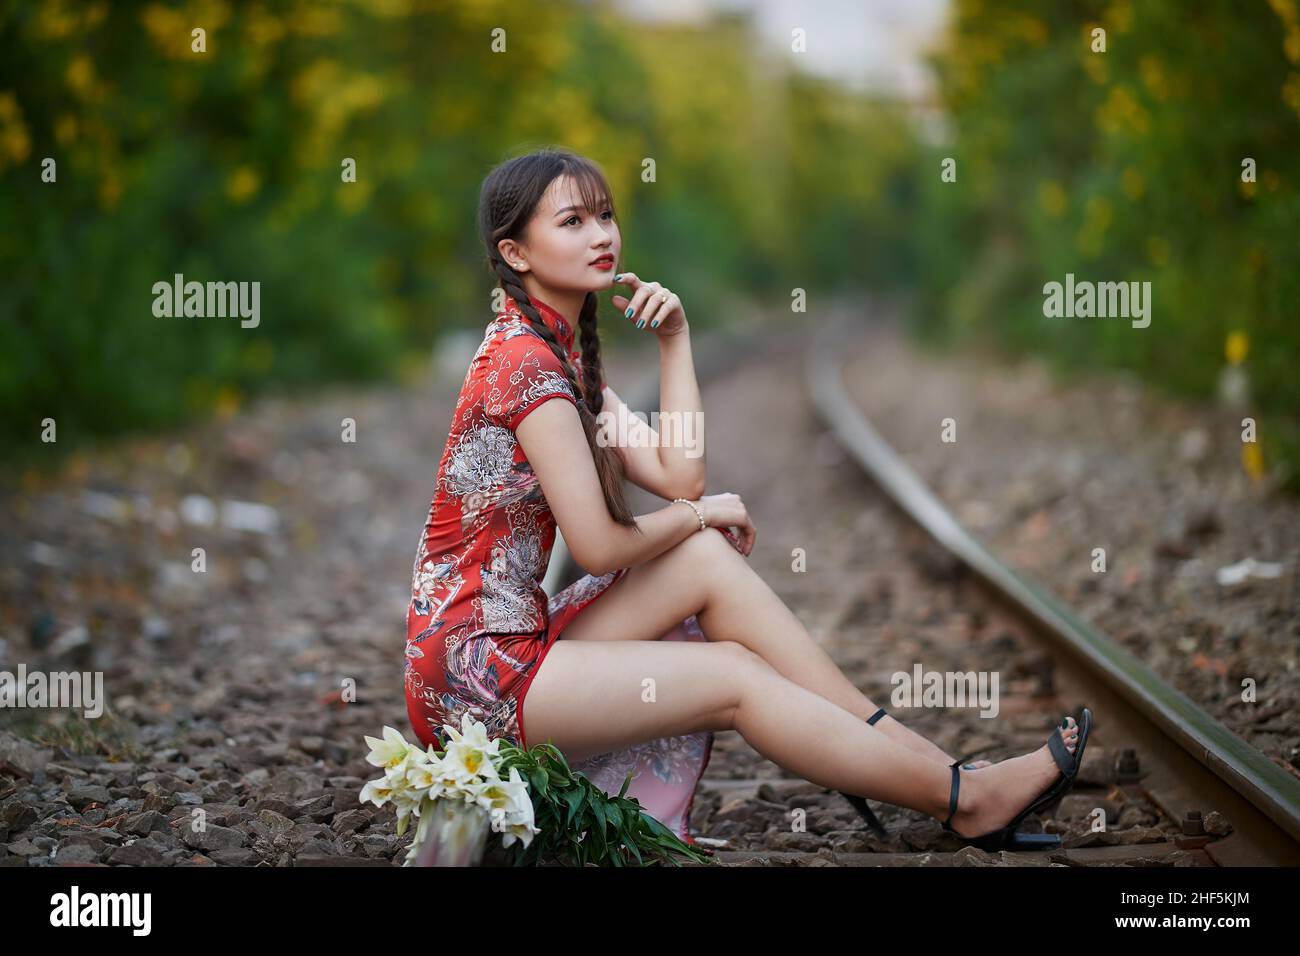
[105,842,166,868]
[179,819,246,851]
[53,843,102,864]
[65,785,113,811]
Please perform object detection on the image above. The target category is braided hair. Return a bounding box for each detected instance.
[478,148,639,530]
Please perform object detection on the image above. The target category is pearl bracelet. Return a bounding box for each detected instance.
[672,497,706,532]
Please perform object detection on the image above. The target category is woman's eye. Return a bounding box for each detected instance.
[564,210,612,225]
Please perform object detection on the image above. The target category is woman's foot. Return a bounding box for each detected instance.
[942,716,1080,838]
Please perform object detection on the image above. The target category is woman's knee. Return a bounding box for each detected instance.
[714,637,769,670]
[710,639,777,729]
[683,525,739,561]
[672,526,746,594]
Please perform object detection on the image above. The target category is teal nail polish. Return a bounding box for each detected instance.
[651,319,660,328]
[636,318,645,328]
[613,272,623,280]
[625,307,633,317]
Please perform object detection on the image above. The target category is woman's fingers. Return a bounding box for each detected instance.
[612,272,641,320]
[613,273,685,334]
[721,522,756,557]
[624,282,664,328]
[611,291,658,329]
[614,272,671,330]
[636,288,670,329]
[649,291,680,330]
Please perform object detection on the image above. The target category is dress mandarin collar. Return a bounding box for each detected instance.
[505,293,577,358]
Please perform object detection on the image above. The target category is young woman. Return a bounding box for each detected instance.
[404,147,1091,851]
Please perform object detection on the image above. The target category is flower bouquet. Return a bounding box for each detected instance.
[359,716,713,867]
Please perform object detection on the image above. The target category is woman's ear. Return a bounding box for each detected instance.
[498,239,526,270]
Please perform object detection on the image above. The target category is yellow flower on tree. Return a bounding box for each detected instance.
[226,165,261,203]
[1242,440,1265,482]
[1225,331,1249,366]
[1038,180,1068,218]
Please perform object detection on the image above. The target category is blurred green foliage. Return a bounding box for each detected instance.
[4,0,1295,489]
[914,0,1300,489]
[0,0,918,472]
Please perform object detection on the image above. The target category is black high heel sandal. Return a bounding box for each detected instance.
[840,706,996,837]
[941,708,1092,852]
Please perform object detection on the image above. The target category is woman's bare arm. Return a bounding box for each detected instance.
[516,397,701,576]
[599,383,703,501]
[648,328,706,498]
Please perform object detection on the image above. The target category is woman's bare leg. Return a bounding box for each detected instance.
[522,635,1078,833]
[561,528,990,768]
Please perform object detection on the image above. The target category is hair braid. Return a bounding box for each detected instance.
[576,294,606,417]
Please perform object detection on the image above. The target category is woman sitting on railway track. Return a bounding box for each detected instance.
[402,146,1091,852]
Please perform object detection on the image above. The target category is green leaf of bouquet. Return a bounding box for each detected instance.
[562,788,584,828]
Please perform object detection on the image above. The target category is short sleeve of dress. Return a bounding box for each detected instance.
[484,331,580,431]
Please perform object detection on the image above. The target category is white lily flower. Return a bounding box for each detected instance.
[363,725,414,770]
[360,774,397,808]
[439,714,503,782]
[391,787,425,836]
[440,713,499,753]
[440,744,497,786]
[479,768,538,848]
[495,805,540,849]
[473,766,529,815]
[404,752,448,803]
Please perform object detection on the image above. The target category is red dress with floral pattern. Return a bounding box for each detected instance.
[404,293,713,842]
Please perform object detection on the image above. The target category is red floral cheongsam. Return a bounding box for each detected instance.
[404,292,713,843]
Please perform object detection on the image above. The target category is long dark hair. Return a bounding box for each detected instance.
[477,148,639,529]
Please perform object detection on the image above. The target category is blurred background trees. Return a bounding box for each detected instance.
[915,0,1300,487]
[2,0,1296,486]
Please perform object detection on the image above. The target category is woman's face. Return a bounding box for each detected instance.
[502,174,621,300]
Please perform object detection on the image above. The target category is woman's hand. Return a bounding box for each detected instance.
[694,492,755,557]
[612,272,688,337]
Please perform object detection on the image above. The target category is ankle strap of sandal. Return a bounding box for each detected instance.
[943,762,961,828]
[866,706,887,725]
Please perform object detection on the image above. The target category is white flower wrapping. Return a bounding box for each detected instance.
[359,716,540,865]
